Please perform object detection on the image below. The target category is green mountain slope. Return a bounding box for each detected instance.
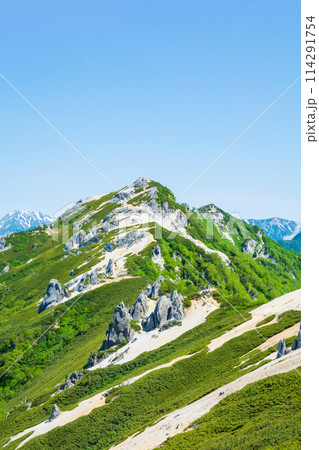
[0,177,301,447]
[163,369,301,449]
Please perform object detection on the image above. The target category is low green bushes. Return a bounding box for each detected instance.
[130,320,141,332]
[18,310,300,449]
[256,314,276,327]
[163,369,301,449]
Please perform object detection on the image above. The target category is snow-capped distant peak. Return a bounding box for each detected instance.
[0,210,54,236]
[247,217,301,242]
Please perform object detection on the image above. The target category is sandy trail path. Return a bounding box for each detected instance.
[208,289,300,353]
[6,354,193,449]
[6,290,300,448]
[113,349,301,450]
[254,322,300,352]
[7,295,218,448]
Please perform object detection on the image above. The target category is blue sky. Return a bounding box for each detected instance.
[0,1,300,221]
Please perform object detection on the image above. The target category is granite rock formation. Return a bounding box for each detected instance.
[129,291,149,321]
[149,276,164,298]
[152,245,165,269]
[133,176,149,188]
[242,239,269,260]
[38,279,65,313]
[292,324,301,350]
[85,351,99,369]
[149,186,158,200]
[105,259,114,276]
[2,265,9,274]
[58,372,84,392]
[88,280,184,368]
[64,229,99,251]
[114,230,146,249]
[276,338,288,359]
[89,268,98,285]
[110,190,133,203]
[0,237,10,252]
[100,302,134,350]
[0,237,6,250]
[49,404,60,422]
[76,273,87,292]
[104,242,114,252]
[143,290,184,332]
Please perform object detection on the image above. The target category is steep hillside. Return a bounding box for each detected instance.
[278,232,301,253]
[0,177,301,448]
[247,217,301,242]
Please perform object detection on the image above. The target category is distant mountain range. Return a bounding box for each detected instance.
[0,210,53,236]
[0,209,301,252]
[247,217,301,242]
[277,232,301,253]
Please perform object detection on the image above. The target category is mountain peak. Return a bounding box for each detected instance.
[0,210,54,236]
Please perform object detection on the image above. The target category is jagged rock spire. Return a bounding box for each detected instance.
[38,279,65,313]
[49,404,60,422]
[276,338,287,359]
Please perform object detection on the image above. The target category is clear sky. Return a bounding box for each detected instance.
[0,0,300,221]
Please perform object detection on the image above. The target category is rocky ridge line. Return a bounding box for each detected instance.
[85,278,184,368]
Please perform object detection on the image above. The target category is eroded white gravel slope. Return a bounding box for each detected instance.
[6,355,193,449]
[113,349,301,450]
[208,289,300,353]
